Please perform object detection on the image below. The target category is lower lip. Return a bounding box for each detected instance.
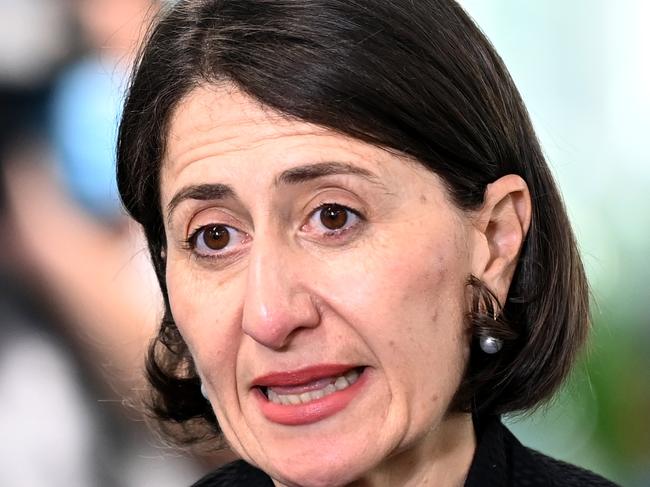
[254,368,369,426]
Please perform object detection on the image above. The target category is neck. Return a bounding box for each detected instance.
[349,412,476,487]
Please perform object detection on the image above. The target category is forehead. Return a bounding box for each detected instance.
[164,85,353,174]
[160,84,451,210]
[166,85,285,153]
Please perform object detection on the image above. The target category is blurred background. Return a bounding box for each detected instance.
[0,0,647,486]
[0,1,206,486]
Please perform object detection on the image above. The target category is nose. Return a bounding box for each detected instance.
[241,236,320,350]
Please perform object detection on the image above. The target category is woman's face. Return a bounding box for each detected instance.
[160,86,481,486]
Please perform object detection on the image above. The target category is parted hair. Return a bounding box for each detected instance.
[117,0,589,445]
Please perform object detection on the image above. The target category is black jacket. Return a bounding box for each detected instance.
[192,416,619,486]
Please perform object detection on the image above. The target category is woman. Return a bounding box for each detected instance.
[117,1,618,485]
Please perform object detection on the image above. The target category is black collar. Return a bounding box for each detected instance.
[464,414,510,486]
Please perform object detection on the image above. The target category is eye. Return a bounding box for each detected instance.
[306,203,363,236]
[188,224,249,257]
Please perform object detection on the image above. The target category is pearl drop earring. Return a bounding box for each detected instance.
[479,335,503,354]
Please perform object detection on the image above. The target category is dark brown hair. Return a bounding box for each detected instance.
[117,0,589,445]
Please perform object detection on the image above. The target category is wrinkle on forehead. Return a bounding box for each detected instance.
[160,84,455,216]
[163,84,331,180]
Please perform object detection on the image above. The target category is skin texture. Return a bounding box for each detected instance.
[160,86,531,487]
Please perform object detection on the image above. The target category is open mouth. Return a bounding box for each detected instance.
[252,364,370,424]
[258,366,365,406]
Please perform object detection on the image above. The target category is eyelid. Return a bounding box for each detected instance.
[179,205,249,239]
[302,202,365,238]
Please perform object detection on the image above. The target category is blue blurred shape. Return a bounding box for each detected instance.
[50,57,126,220]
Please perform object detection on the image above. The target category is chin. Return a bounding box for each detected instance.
[263,446,384,487]
[271,464,364,487]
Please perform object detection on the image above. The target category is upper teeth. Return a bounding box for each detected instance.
[266,369,360,406]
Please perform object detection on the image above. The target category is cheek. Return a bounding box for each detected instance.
[316,228,470,403]
[165,260,243,379]
[323,229,469,341]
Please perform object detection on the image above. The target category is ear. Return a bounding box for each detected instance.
[470,174,532,306]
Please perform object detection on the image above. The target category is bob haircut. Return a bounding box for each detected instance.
[117,0,589,445]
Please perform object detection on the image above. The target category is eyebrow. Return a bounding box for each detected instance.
[166,183,235,226]
[275,161,380,186]
[165,161,381,226]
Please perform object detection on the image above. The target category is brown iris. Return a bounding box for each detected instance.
[201,225,230,250]
[320,204,349,230]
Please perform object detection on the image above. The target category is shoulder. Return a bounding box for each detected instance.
[512,446,619,487]
[503,421,619,486]
[466,415,620,487]
[191,460,273,487]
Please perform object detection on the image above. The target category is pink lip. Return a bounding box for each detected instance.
[251,364,359,388]
[252,365,369,426]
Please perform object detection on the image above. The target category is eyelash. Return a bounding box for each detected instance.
[183,203,365,260]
